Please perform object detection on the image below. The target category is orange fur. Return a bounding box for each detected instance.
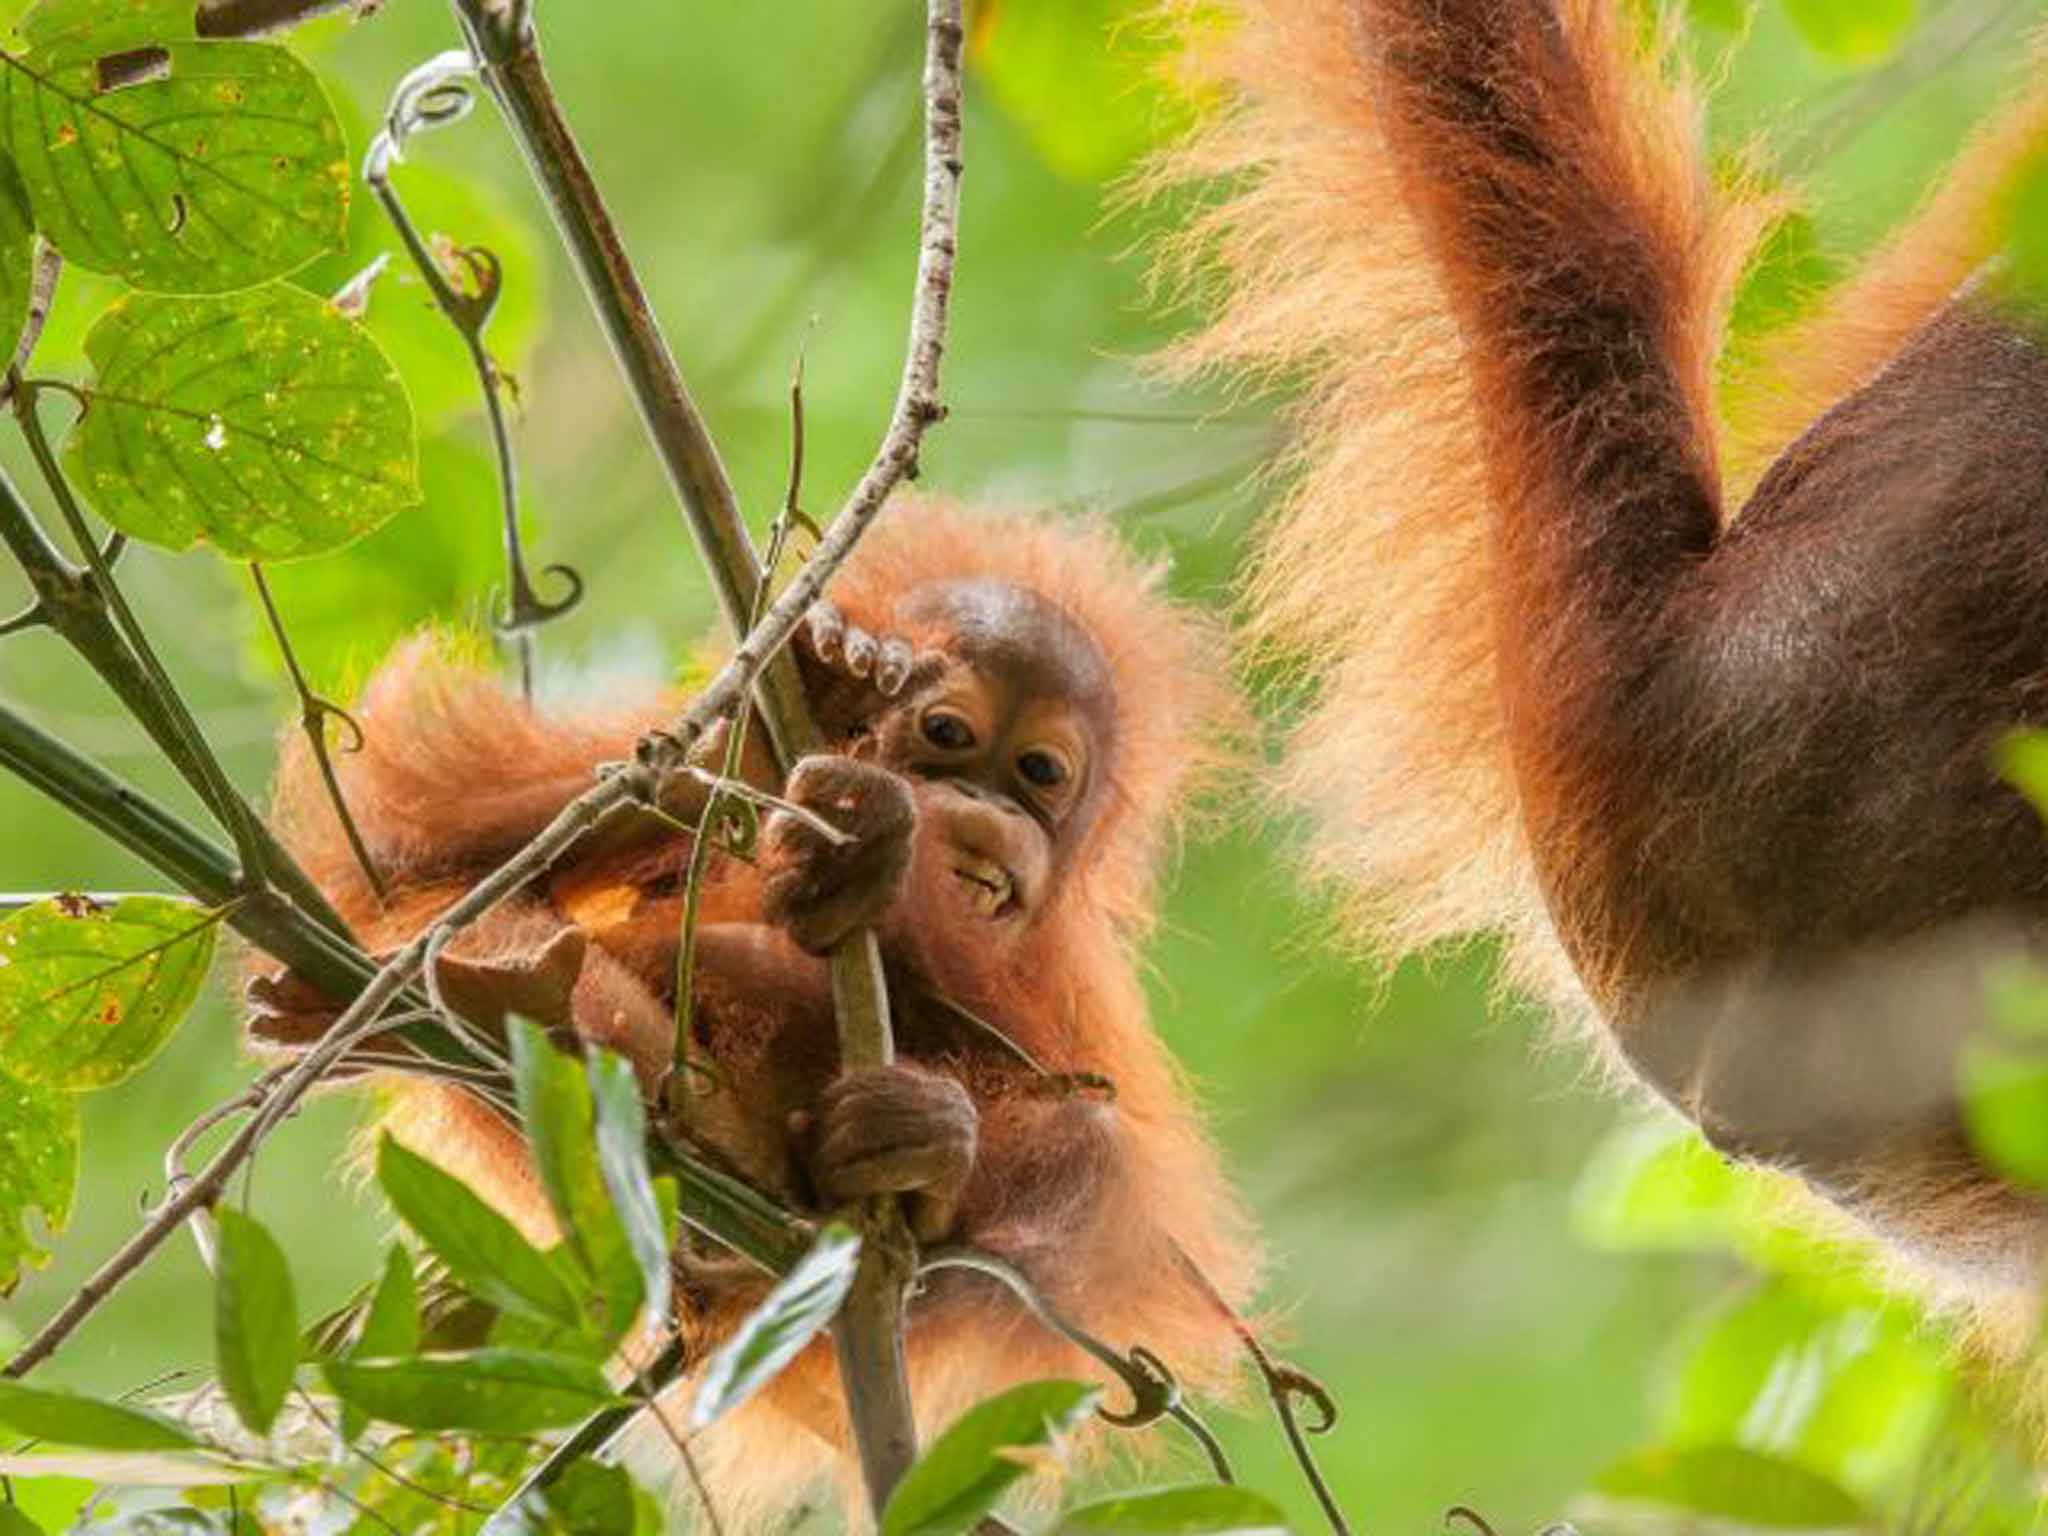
[262,496,1256,1526]
[1155,0,2046,1046]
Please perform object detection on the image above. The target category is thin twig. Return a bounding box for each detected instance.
[643,1392,726,1536]
[451,0,966,1507]
[0,421,349,936]
[249,563,388,902]
[363,53,580,701]
[14,385,274,887]
[483,1333,691,1525]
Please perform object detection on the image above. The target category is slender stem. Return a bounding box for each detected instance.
[248,563,389,902]
[448,0,964,1509]
[364,73,581,701]
[0,409,349,935]
[14,387,272,882]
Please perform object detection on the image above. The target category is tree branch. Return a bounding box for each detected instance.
[447,0,965,1510]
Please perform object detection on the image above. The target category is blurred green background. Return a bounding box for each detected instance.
[2,0,2044,1528]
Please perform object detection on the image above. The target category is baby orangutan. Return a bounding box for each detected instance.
[250,500,1256,1524]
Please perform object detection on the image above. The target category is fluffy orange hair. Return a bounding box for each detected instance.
[263,493,1257,1527]
[1152,0,2048,1049]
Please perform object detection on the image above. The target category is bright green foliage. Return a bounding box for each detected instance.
[1664,1280,1945,1494]
[354,1243,421,1362]
[1995,730,2048,819]
[970,0,1183,181]
[880,1379,1102,1536]
[1572,1113,1750,1252]
[299,144,546,428]
[1959,963,2048,1189]
[0,896,216,1091]
[508,1021,645,1344]
[0,0,345,292]
[2004,153,2048,310]
[0,896,214,1293]
[375,1136,586,1334]
[690,1221,860,1430]
[239,430,503,694]
[211,1208,299,1436]
[1779,0,1916,63]
[1597,1444,1870,1528]
[0,1064,77,1292]
[1056,1486,1292,1534]
[587,1048,674,1331]
[0,1380,196,1450]
[340,1242,421,1443]
[503,1459,637,1536]
[321,1347,620,1434]
[68,284,421,559]
[0,153,33,362]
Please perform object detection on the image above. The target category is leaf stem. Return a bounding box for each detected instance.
[247,562,389,902]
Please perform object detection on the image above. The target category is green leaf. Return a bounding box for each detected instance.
[588,1048,673,1331]
[2002,152,2048,314]
[1572,1115,1746,1253]
[68,284,421,561]
[881,1380,1101,1536]
[1780,0,1915,64]
[0,1381,198,1451]
[0,0,346,292]
[972,0,1184,181]
[1667,1280,1943,1490]
[212,1207,299,1436]
[339,1243,420,1442]
[0,151,33,365]
[1596,1445,1870,1528]
[0,896,217,1091]
[374,1136,586,1333]
[691,1222,859,1430]
[1997,731,2048,822]
[297,143,547,429]
[355,1243,421,1361]
[0,1063,77,1293]
[509,1021,644,1344]
[0,1504,40,1536]
[500,1459,637,1536]
[239,432,504,695]
[1054,1486,1291,1535]
[321,1347,620,1434]
[0,1451,253,1486]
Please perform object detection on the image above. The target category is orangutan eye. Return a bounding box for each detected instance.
[1017,750,1066,789]
[921,710,976,752]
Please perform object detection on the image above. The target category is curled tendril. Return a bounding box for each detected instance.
[441,242,504,331]
[1097,1343,1178,1428]
[1272,1363,1338,1434]
[494,558,586,637]
[305,695,367,755]
[1445,1508,1498,1536]
[919,1246,1183,1429]
[378,50,477,164]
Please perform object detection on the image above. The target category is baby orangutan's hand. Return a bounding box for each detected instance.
[760,756,916,954]
[800,1064,978,1244]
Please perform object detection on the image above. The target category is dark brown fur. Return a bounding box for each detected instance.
[1165,0,2048,1291]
